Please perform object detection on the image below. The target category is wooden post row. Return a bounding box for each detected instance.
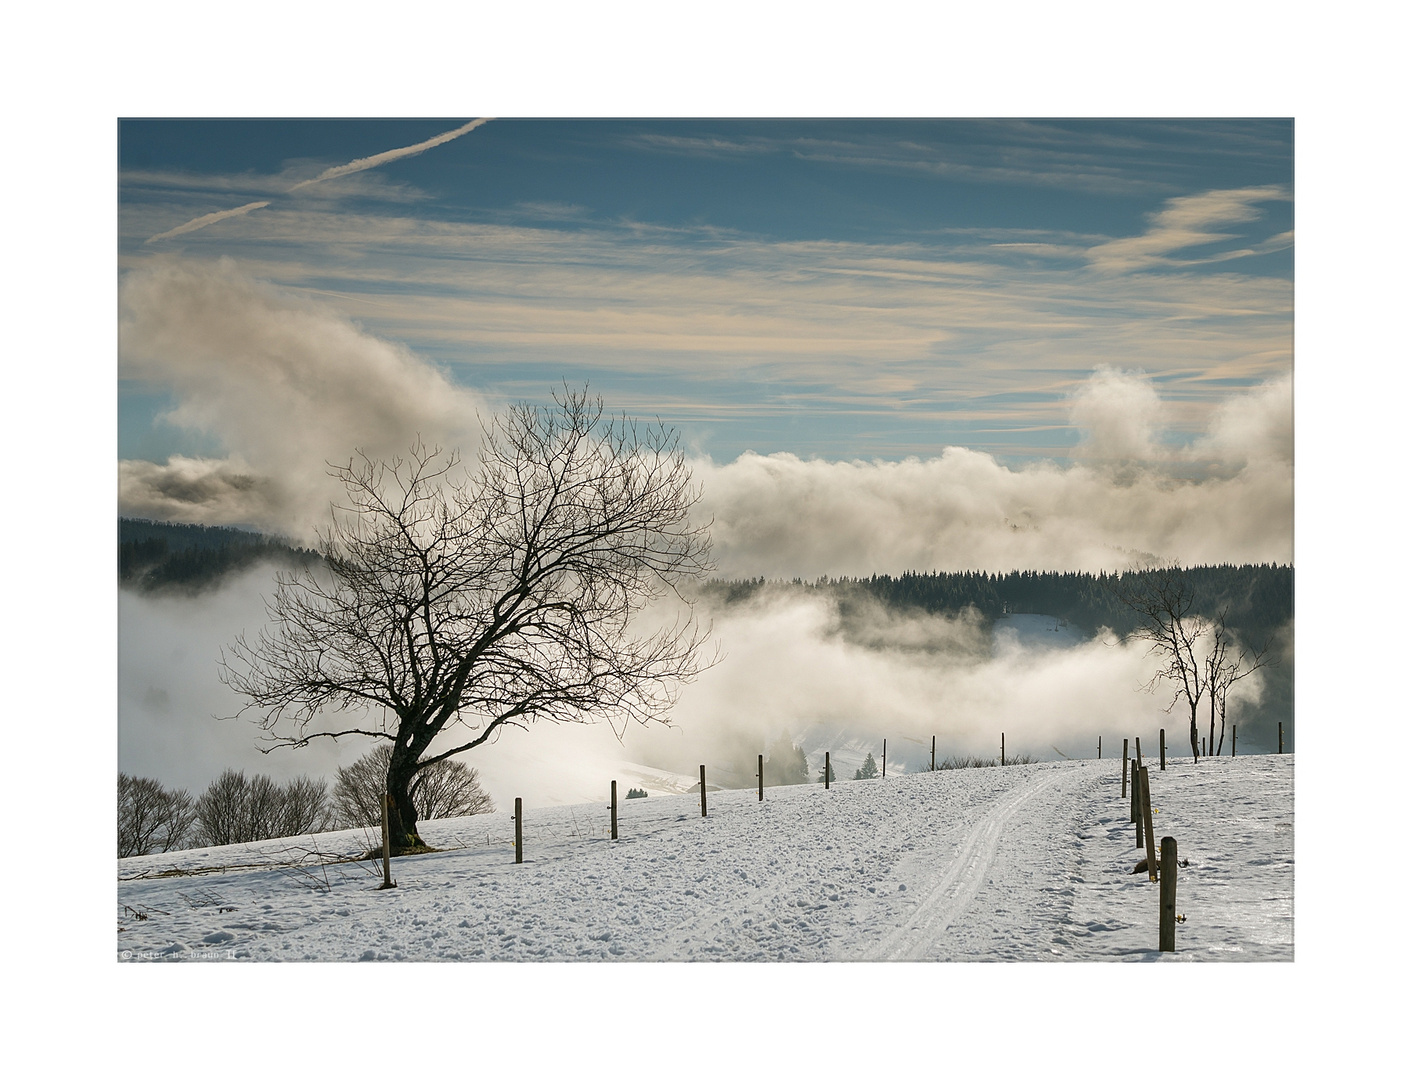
[700,765,707,817]
[1159,836,1178,952]
[514,797,523,864]
[1140,767,1157,880]
[1159,728,1166,771]
[610,780,618,841]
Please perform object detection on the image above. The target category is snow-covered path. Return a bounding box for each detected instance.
[117,755,1293,962]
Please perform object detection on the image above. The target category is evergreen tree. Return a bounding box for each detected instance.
[854,752,879,780]
[763,735,809,786]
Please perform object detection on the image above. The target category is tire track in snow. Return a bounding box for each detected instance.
[864,771,1068,961]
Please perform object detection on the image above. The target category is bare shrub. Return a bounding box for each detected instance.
[118,773,197,857]
[193,769,333,847]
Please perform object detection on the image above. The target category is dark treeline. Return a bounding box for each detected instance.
[705,564,1293,644]
[119,518,319,593]
[706,563,1294,750]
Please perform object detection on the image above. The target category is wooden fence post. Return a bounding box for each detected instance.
[611,780,618,841]
[1202,737,1206,757]
[882,739,887,779]
[1279,722,1283,754]
[1159,836,1178,952]
[1159,728,1166,771]
[379,790,394,889]
[931,735,936,772]
[1001,732,1005,767]
[514,797,523,864]
[1098,736,1102,759]
[1134,736,1142,771]
[758,754,764,801]
[1231,725,1236,756]
[700,765,707,817]
[824,751,831,790]
[1122,738,1129,799]
[1140,767,1157,880]
[1131,761,1140,838]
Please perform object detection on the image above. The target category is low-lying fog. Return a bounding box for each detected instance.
[119,566,1266,811]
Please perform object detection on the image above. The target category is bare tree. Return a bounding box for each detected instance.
[118,773,197,857]
[278,775,336,836]
[221,389,714,853]
[193,769,332,846]
[332,744,493,829]
[1111,567,1210,761]
[1205,612,1273,755]
[194,769,254,847]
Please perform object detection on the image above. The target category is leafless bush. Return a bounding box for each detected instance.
[331,744,494,829]
[935,752,1036,770]
[118,773,197,857]
[279,775,334,835]
[193,769,334,847]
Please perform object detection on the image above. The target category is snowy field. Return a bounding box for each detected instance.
[117,753,1293,962]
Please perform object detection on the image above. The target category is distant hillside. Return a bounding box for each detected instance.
[704,564,1294,750]
[119,519,319,593]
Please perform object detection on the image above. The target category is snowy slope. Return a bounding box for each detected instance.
[116,754,1293,962]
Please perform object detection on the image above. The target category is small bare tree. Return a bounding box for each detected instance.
[193,769,333,846]
[332,744,493,829]
[278,775,336,836]
[1111,567,1209,761]
[221,389,714,853]
[118,773,196,857]
[1205,612,1273,755]
[193,769,250,847]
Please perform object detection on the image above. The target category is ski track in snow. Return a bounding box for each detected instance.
[116,756,1293,962]
[863,770,1070,960]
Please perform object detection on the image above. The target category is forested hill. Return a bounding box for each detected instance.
[119,518,318,593]
[705,564,1293,644]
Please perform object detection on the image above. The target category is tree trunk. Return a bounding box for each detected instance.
[384,742,425,854]
[1215,698,1227,756]
[1208,692,1217,757]
[1189,700,1200,761]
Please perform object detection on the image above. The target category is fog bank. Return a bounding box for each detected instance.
[119,569,1268,811]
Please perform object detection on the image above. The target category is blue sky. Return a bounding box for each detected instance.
[119,118,1292,469]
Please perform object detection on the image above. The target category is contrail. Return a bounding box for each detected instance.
[144,201,270,244]
[144,118,491,243]
[288,118,492,190]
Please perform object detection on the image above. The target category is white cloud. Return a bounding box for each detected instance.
[119,258,489,536]
[695,372,1293,577]
[1086,185,1290,273]
[1068,365,1165,465]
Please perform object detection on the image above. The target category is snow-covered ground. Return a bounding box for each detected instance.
[117,753,1292,962]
